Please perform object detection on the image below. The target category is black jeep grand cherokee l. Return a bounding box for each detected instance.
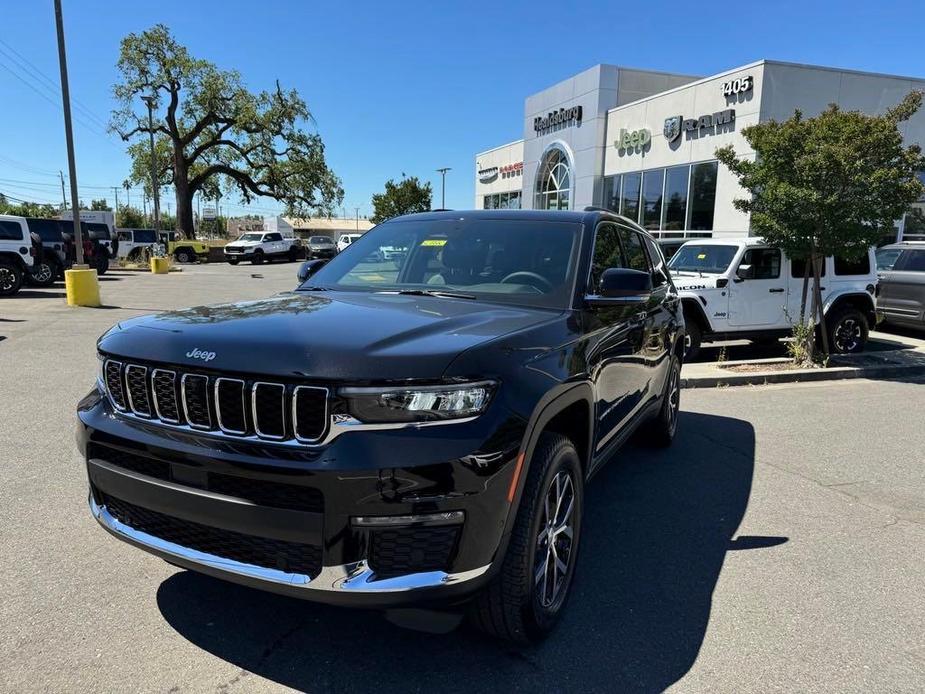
[77,209,684,642]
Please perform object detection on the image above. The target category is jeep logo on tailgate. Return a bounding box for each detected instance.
[186,348,216,362]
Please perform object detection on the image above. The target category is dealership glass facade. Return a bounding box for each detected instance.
[536,148,571,210]
[482,191,522,209]
[603,160,718,232]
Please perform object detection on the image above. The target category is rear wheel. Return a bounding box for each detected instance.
[174,248,193,263]
[644,354,681,447]
[95,254,109,276]
[469,432,582,643]
[0,261,23,296]
[288,247,299,262]
[827,307,868,354]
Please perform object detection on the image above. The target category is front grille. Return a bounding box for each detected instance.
[90,444,324,513]
[369,525,460,578]
[102,358,329,444]
[100,492,322,577]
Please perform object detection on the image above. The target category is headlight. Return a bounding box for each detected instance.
[339,381,496,423]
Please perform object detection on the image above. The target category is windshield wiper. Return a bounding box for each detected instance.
[390,289,477,300]
[298,285,330,291]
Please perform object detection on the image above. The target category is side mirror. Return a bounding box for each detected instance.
[297,259,327,284]
[586,267,652,306]
[735,264,754,281]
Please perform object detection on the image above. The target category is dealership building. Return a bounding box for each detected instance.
[474,60,925,240]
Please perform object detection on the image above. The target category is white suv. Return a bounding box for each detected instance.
[336,232,362,252]
[224,232,301,265]
[0,215,35,296]
[667,238,878,358]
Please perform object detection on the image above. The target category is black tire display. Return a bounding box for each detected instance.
[469,432,583,643]
[827,307,868,354]
[0,260,23,296]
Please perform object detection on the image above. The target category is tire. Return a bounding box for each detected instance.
[468,432,583,643]
[288,247,299,262]
[683,319,702,361]
[227,257,240,265]
[252,250,264,265]
[827,307,868,354]
[175,248,193,264]
[643,354,681,447]
[95,254,109,276]
[127,248,144,263]
[0,261,23,296]
[29,259,58,287]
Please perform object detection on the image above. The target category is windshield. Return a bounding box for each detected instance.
[303,217,581,309]
[310,236,332,244]
[668,244,738,274]
[875,248,903,271]
[237,233,263,242]
[132,229,157,243]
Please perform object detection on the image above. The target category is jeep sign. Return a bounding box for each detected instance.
[615,128,651,150]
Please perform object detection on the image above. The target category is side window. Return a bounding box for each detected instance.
[834,254,871,275]
[265,233,281,242]
[875,249,903,271]
[589,223,625,293]
[0,220,25,240]
[899,249,925,272]
[741,248,781,279]
[617,226,651,273]
[642,235,669,288]
[790,256,825,278]
[117,231,132,242]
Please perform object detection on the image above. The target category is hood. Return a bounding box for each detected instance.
[226,240,258,248]
[671,273,724,292]
[99,291,559,381]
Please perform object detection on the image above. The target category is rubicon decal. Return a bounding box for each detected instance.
[186,348,216,362]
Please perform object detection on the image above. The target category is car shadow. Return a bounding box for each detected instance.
[156,411,761,692]
[8,290,67,299]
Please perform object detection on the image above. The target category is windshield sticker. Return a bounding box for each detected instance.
[697,253,706,259]
[421,239,447,247]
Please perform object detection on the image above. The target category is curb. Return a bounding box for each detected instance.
[681,362,925,389]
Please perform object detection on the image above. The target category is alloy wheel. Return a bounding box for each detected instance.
[34,263,53,283]
[0,267,15,291]
[666,362,680,435]
[534,469,576,609]
[834,318,861,352]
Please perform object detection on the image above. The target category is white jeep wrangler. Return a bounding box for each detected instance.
[0,215,36,297]
[667,238,878,359]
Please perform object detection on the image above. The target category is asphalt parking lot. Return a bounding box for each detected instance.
[1,262,923,693]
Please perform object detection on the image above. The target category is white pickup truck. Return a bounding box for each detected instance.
[223,231,303,265]
[667,238,878,358]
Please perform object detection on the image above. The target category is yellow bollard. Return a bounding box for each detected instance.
[150,257,170,274]
[64,266,101,307]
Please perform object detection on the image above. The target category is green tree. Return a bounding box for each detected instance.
[90,198,110,211]
[715,92,925,360]
[110,24,343,235]
[0,194,58,218]
[370,174,432,224]
[117,205,145,228]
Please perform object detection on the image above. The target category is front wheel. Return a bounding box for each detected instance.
[95,254,109,276]
[683,320,702,361]
[827,307,868,354]
[469,432,583,643]
[175,249,192,263]
[251,250,264,265]
[288,247,299,262]
[226,257,240,266]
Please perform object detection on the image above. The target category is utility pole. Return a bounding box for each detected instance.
[124,181,131,211]
[140,94,160,232]
[354,206,360,231]
[142,192,147,225]
[436,167,451,210]
[59,170,68,210]
[112,186,119,221]
[54,0,84,265]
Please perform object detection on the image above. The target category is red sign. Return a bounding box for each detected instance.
[500,162,523,176]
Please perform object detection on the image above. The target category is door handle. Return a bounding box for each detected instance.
[768,288,785,293]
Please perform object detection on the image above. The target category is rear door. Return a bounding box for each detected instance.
[728,247,787,327]
[884,249,925,324]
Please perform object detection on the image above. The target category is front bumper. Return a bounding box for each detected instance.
[78,389,523,608]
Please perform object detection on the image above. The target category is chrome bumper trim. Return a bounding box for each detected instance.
[90,495,489,593]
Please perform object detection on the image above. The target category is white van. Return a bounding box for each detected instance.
[667,238,878,358]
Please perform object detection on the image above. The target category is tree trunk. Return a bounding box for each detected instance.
[799,254,810,323]
[172,143,195,237]
[813,252,830,356]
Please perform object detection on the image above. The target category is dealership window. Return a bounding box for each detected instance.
[482,191,521,210]
[662,165,688,230]
[536,147,571,210]
[603,160,717,232]
[688,161,718,230]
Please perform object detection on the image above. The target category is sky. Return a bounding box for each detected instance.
[1,0,924,221]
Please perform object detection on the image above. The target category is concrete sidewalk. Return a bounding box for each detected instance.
[681,329,925,388]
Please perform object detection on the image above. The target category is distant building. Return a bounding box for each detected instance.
[263,215,375,241]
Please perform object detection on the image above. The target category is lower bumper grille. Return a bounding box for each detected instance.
[100,492,322,577]
[369,525,460,578]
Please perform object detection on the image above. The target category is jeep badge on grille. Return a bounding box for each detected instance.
[186,348,216,362]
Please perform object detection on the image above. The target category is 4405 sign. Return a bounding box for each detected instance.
[721,75,753,96]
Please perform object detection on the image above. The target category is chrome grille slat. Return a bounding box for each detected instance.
[215,378,247,435]
[151,369,179,423]
[252,382,286,440]
[100,359,329,445]
[181,373,212,430]
[125,365,152,417]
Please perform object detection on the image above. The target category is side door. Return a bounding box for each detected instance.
[884,249,925,324]
[584,222,648,457]
[728,247,787,327]
[641,232,679,398]
[264,232,282,254]
[875,247,904,317]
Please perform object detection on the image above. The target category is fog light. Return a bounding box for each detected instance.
[352,511,464,527]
